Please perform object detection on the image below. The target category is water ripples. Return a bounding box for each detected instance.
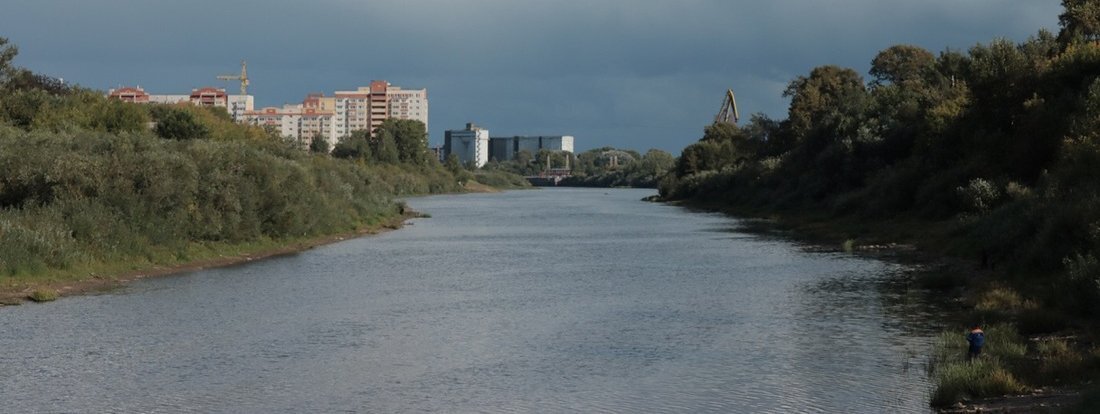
[0,188,939,413]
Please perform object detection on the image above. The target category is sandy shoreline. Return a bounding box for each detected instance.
[0,211,418,306]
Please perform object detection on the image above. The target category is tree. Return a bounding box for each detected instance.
[150,105,207,140]
[870,45,936,86]
[309,133,330,154]
[634,149,675,178]
[783,65,869,145]
[376,119,430,164]
[331,130,371,160]
[444,153,464,174]
[5,68,71,95]
[1059,0,1100,45]
[741,113,790,156]
[0,37,17,86]
[513,150,534,173]
[372,128,400,163]
[89,98,148,133]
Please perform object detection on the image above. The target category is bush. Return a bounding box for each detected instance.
[150,105,208,140]
[956,178,1002,213]
[930,323,1029,406]
[473,170,530,189]
[27,289,59,302]
[930,357,1027,406]
[0,124,467,284]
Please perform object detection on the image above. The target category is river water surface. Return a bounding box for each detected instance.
[2,188,943,413]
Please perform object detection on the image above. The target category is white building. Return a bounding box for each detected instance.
[387,85,428,131]
[332,81,429,138]
[444,123,490,168]
[333,87,372,138]
[227,95,255,122]
[146,94,189,105]
[243,104,338,150]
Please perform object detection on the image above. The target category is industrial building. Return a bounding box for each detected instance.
[443,123,576,168]
[488,135,575,162]
[444,123,490,168]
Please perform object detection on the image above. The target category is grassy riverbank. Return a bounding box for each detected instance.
[0,41,532,304]
[0,209,416,305]
[0,125,472,304]
[671,198,1100,410]
[657,4,1100,409]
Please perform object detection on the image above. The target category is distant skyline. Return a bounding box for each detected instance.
[1,1,1062,152]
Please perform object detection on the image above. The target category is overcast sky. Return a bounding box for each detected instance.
[1,0,1062,152]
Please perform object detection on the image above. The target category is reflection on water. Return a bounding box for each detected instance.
[0,188,941,413]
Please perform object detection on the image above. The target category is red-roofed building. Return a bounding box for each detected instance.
[189,87,228,108]
[107,86,151,103]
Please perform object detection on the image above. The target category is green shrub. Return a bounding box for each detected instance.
[930,357,1027,406]
[150,105,208,140]
[27,289,59,302]
[930,323,1029,406]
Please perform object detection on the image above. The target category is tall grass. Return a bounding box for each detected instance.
[929,323,1028,406]
[931,357,1026,406]
[0,127,461,285]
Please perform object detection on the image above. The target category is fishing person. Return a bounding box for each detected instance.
[967,324,985,360]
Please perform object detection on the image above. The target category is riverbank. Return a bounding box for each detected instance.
[0,210,421,306]
[662,198,1096,411]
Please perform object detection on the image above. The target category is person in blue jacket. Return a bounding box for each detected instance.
[967,324,985,360]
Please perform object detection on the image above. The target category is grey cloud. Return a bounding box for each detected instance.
[1,0,1063,152]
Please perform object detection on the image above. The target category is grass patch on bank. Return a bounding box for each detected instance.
[0,212,407,299]
[27,289,58,302]
[930,319,1100,407]
[930,324,1028,406]
[473,170,531,189]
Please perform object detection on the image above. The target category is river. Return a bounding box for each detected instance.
[1,188,943,413]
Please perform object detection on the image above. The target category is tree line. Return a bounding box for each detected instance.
[661,3,1100,317]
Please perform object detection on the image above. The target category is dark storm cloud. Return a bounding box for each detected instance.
[1,0,1062,151]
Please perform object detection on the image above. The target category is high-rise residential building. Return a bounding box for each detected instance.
[386,84,428,131]
[332,80,428,138]
[444,123,490,168]
[243,103,337,150]
[333,87,371,137]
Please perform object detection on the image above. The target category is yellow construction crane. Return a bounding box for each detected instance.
[714,88,739,125]
[217,60,249,96]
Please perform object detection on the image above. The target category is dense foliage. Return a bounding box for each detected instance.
[660,6,1100,318]
[559,147,675,188]
[480,146,673,188]
[0,38,468,280]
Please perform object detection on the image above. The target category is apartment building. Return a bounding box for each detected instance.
[331,80,428,138]
[107,80,425,147]
[107,86,151,103]
[243,104,338,149]
[387,84,428,131]
[107,86,255,122]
